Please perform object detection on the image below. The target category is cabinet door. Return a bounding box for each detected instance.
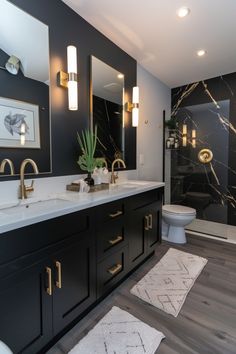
[127,201,162,269]
[52,233,96,335]
[146,201,161,254]
[0,262,52,354]
[127,208,147,270]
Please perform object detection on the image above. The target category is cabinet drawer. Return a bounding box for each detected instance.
[96,199,125,224]
[97,246,128,296]
[97,219,126,260]
[0,209,91,266]
[126,188,163,211]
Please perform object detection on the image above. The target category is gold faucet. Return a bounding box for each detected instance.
[111,158,126,184]
[0,159,15,175]
[20,159,39,199]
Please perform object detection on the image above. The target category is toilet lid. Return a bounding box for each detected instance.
[163,204,196,215]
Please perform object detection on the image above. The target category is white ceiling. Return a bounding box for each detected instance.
[0,0,49,83]
[62,0,236,88]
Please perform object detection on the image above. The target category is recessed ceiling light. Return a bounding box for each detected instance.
[177,7,190,18]
[117,73,124,79]
[197,49,206,57]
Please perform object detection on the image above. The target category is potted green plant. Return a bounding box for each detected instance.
[165,116,178,130]
[77,125,97,186]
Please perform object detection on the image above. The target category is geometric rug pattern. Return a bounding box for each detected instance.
[131,248,207,317]
[68,306,165,354]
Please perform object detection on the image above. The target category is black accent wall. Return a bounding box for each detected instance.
[2,0,136,180]
[0,49,50,175]
[171,72,236,226]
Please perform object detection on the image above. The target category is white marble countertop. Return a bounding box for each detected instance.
[0,180,164,234]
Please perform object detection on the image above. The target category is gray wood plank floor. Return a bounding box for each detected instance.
[46,235,236,354]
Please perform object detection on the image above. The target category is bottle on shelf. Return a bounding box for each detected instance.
[166,138,171,149]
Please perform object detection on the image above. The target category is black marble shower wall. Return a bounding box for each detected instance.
[171,72,236,226]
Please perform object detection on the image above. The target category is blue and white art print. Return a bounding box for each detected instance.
[0,96,40,148]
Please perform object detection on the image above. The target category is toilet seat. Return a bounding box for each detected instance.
[163,204,196,216]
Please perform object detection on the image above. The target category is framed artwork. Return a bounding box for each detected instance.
[0,96,40,148]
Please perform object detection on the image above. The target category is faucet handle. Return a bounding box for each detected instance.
[25,180,35,193]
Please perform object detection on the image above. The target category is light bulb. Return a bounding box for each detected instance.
[177,7,190,18]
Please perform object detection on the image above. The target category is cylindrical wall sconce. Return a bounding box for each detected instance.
[182,124,187,146]
[125,86,139,127]
[132,86,139,127]
[58,45,78,111]
[192,129,196,148]
[67,46,78,111]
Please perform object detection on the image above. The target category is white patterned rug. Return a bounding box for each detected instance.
[131,248,207,317]
[68,306,165,354]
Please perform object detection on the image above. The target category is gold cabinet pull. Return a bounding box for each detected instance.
[109,210,123,218]
[144,215,149,230]
[55,261,62,289]
[46,267,52,296]
[148,214,153,229]
[108,263,122,275]
[109,235,123,246]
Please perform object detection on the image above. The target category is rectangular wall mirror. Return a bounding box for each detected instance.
[90,56,125,168]
[0,0,51,177]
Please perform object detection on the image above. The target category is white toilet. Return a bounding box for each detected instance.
[162,204,196,244]
[0,341,13,354]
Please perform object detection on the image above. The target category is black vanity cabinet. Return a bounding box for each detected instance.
[0,259,52,354]
[52,232,96,335]
[0,187,163,354]
[145,201,162,254]
[126,189,163,270]
[95,199,129,297]
[0,210,96,354]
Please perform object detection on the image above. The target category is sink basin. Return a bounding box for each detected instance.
[1,198,75,216]
[113,181,150,189]
[123,181,150,186]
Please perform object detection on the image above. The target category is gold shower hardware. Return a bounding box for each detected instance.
[108,263,122,275]
[109,235,123,246]
[198,149,213,164]
[46,267,52,296]
[55,261,62,289]
[109,210,123,218]
[148,214,153,229]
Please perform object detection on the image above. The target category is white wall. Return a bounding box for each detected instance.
[136,64,171,184]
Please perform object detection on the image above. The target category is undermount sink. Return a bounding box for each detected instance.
[1,198,75,216]
[115,181,150,189]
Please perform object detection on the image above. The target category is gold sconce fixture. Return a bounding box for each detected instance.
[192,129,196,148]
[125,86,139,127]
[59,45,78,111]
[198,149,213,164]
[182,124,197,148]
[182,124,187,147]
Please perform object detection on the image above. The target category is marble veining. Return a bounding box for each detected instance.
[170,72,236,227]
